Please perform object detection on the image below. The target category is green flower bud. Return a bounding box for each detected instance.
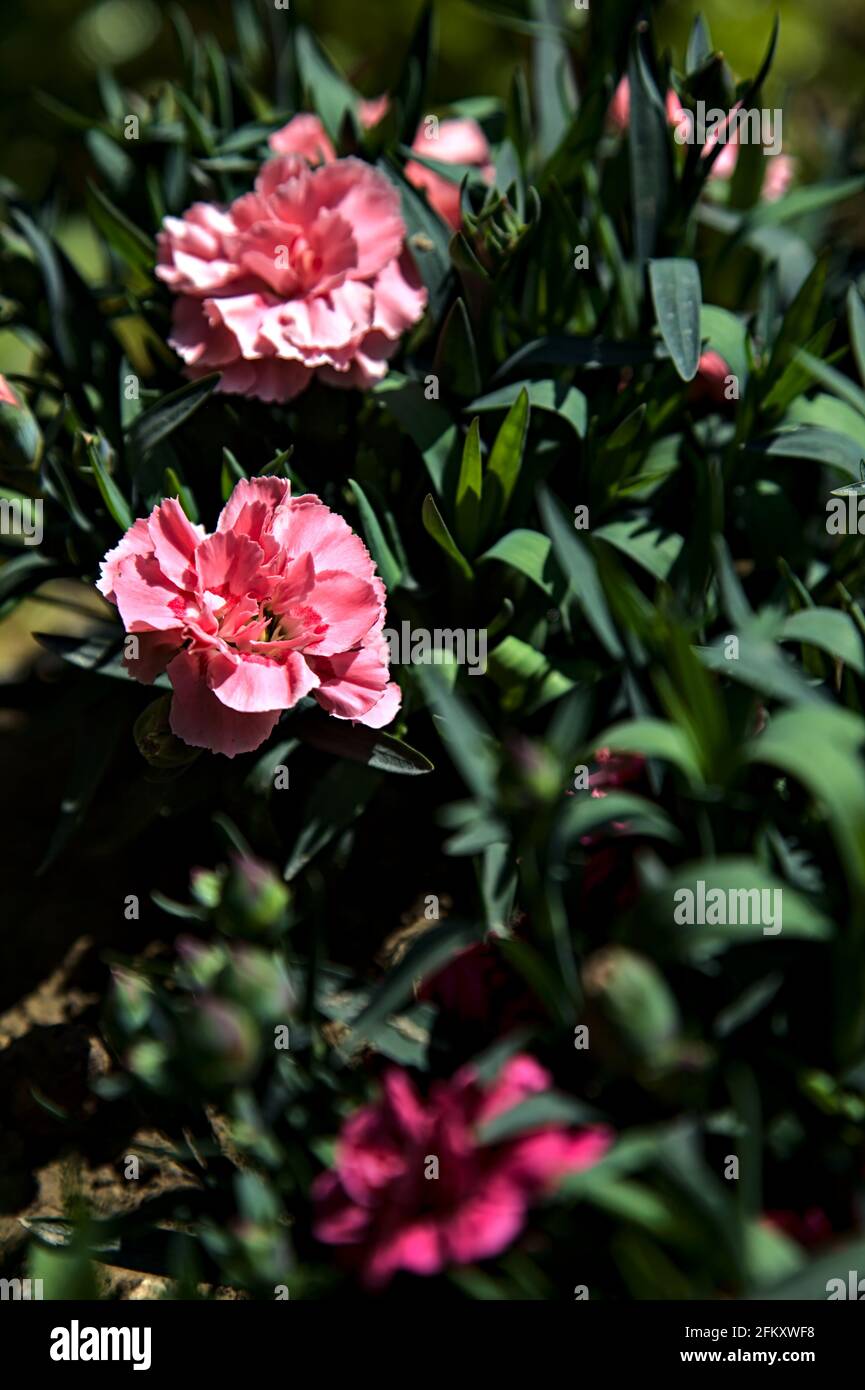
[134,694,201,769]
[582,946,681,1069]
[215,853,290,939]
[179,997,261,1089]
[223,945,296,1024]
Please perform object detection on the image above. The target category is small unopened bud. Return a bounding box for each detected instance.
[134,695,200,768]
[224,945,296,1023]
[180,998,261,1089]
[215,853,290,939]
[582,946,680,1068]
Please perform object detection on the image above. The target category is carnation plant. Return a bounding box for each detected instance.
[3,0,865,1302]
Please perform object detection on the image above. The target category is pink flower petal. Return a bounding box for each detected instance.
[167,649,281,757]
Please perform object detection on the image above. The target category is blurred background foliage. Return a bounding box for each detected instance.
[3,0,865,202]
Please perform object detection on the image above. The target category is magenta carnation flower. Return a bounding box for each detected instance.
[312,1055,611,1288]
[97,477,401,757]
[156,154,427,403]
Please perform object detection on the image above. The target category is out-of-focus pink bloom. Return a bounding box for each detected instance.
[156,152,426,403]
[267,113,336,165]
[419,935,540,1034]
[0,374,20,407]
[764,1207,837,1251]
[97,478,401,757]
[588,746,646,798]
[762,153,795,202]
[690,349,733,406]
[313,1055,611,1287]
[608,77,685,133]
[404,118,495,229]
[359,94,391,130]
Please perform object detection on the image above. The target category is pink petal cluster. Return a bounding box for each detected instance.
[97,477,400,757]
[270,109,494,230]
[608,77,794,203]
[313,1054,611,1288]
[156,153,427,403]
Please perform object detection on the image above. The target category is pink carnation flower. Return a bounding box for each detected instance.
[97,477,401,757]
[313,1054,611,1288]
[156,152,427,403]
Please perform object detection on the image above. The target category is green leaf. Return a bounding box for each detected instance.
[468,379,586,439]
[455,417,482,554]
[379,158,452,319]
[392,2,435,144]
[628,36,670,264]
[591,717,705,789]
[747,706,865,896]
[530,0,577,159]
[417,665,498,801]
[87,442,133,531]
[293,713,432,775]
[745,176,865,230]
[480,387,530,539]
[780,608,865,676]
[554,790,680,850]
[649,259,702,383]
[486,635,576,713]
[348,477,402,591]
[794,348,865,421]
[85,181,155,275]
[747,426,863,481]
[126,375,219,466]
[433,297,481,397]
[422,493,474,580]
[700,305,750,388]
[479,528,562,597]
[538,487,623,659]
[374,372,459,496]
[595,517,683,582]
[847,285,865,387]
[284,763,380,881]
[295,28,359,141]
[752,1235,865,1300]
[0,550,59,603]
